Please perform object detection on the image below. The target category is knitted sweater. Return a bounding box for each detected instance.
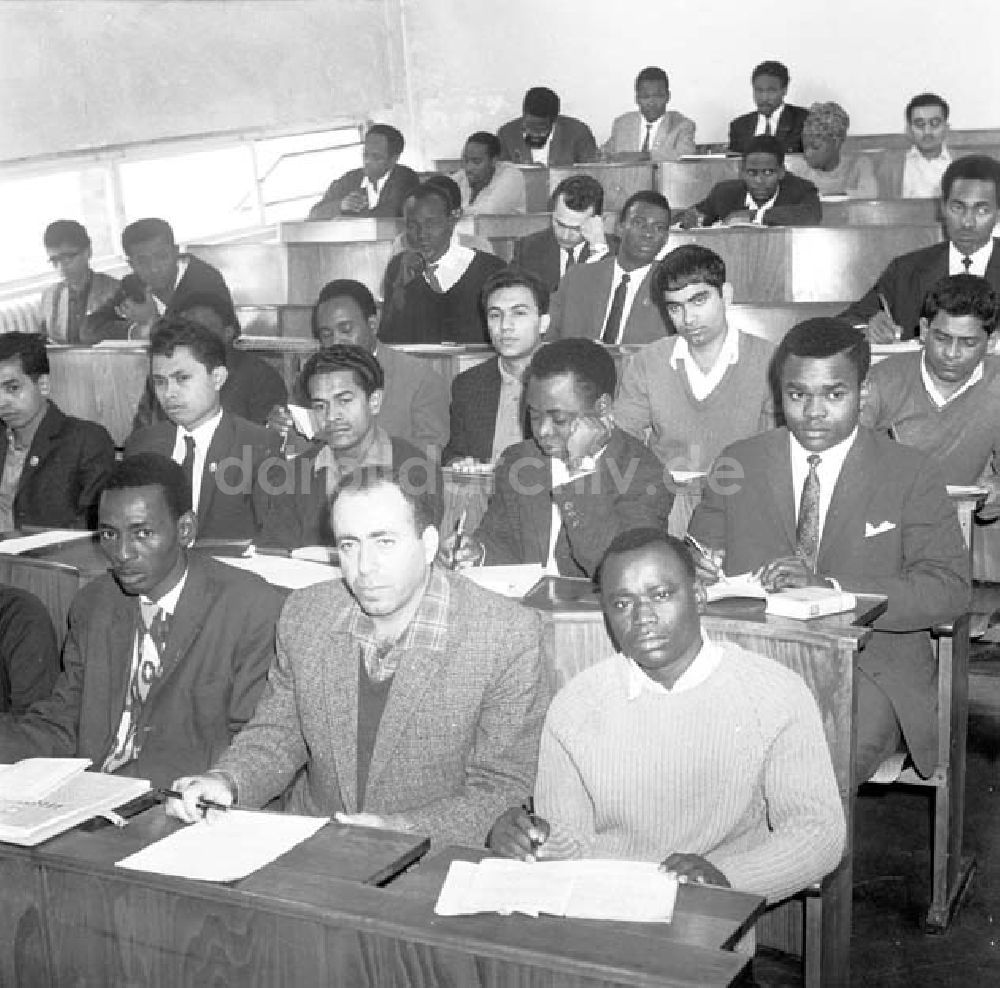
[861,352,1000,483]
[535,644,845,904]
[613,331,776,472]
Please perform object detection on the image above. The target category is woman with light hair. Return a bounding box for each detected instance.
[786,102,878,198]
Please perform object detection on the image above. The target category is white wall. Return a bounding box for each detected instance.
[401,0,1000,164]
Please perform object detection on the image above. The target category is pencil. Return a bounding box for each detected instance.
[450,509,467,570]
[158,787,231,814]
[876,291,900,341]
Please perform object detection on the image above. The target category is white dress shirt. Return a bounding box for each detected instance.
[153,256,189,315]
[491,360,526,462]
[754,104,785,137]
[901,146,952,199]
[560,239,608,278]
[921,351,984,408]
[789,427,858,538]
[425,241,476,293]
[744,189,779,224]
[545,450,603,574]
[361,168,393,210]
[600,261,654,343]
[669,324,741,400]
[530,133,552,166]
[638,114,665,151]
[622,636,723,698]
[170,407,223,514]
[948,239,994,277]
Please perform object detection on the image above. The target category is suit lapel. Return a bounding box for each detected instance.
[525,457,555,561]
[589,260,616,336]
[199,413,234,524]
[764,432,797,547]
[364,643,446,799]
[19,405,60,495]
[323,620,360,812]
[105,595,140,751]
[149,556,212,696]
[818,432,876,568]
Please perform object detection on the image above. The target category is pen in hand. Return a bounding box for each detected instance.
[450,509,467,571]
[683,533,723,579]
[876,291,900,341]
[158,787,231,815]
[523,796,543,854]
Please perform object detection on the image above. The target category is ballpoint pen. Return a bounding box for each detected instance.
[158,787,231,814]
[450,510,467,571]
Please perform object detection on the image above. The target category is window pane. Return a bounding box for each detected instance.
[118,146,259,242]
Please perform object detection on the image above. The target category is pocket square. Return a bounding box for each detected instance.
[864,520,896,538]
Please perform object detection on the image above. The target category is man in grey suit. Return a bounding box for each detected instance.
[497,87,598,167]
[602,66,696,163]
[169,465,551,848]
[548,191,672,345]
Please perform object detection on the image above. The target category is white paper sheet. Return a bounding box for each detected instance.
[705,571,766,602]
[0,529,94,554]
[460,565,545,598]
[0,757,92,801]
[215,554,340,589]
[435,857,678,923]
[116,809,328,882]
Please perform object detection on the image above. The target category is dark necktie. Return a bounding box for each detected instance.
[796,454,822,570]
[962,255,973,273]
[564,247,576,273]
[601,272,631,345]
[763,115,774,137]
[641,123,652,153]
[181,434,196,491]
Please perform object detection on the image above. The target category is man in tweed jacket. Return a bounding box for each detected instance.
[169,466,551,847]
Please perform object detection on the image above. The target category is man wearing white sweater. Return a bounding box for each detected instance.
[488,528,845,903]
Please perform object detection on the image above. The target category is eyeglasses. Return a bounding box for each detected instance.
[48,249,83,267]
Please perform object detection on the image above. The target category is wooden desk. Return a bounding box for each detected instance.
[0,808,749,987]
[548,162,657,214]
[535,599,881,988]
[391,844,764,954]
[844,129,1000,151]
[658,157,741,209]
[820,198,941,226]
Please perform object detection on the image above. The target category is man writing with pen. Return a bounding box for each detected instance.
[488,527,846,905]
[687,318,969,784]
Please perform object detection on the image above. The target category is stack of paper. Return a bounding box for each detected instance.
[766,586,856,619]
[435,858,678,923]
[705,572,766,602]
[460,565,545,598]
[0,530,94,555]
[0,759,150,846]
[116,809,328,882]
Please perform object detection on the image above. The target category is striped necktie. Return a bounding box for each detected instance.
[796,454,822,570]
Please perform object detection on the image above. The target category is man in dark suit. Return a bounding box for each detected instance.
[443,268,548,465]
[132,292,287,430]
[841,155,1000,341]
[83,217,236,344]
[0,333,114,531]
[728,60,809,155]
[307,124,420,221]
[511,175,619,293]
[688,319,970,782]
[443,339,673,578]
[678,135,821,227]
[125,317,279,541]
[497,87,598,167]
[548,191,671,345]
[0,454,285,789]
[0,586,60,714]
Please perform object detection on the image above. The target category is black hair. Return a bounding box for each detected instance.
[523,86,560,119]
[103,453,192,520]
[743,135,785,165]
[654,244,726,293]
[465,131,503,158]
[312,280,377,341]
[921,274,998,335]
[618,189,671,225]
[480,267,551,316]
[332,464,443,531]
[298,343,384,398]
[941,155,1000,200]
[121,217,174,253]
[366,124,405,158]
[635,66,669,90]
[149,316,227,371]
[774,318,871,385]
[406,180,456,216]
[550,174,605,215]
[0,333,48,378]
[598,528,696,586]
[526,338,616,405]
[752,60,790,87]
[176,291,241,339]
[43,220,90,251]
[906,92,950,123]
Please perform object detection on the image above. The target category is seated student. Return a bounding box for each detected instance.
[602,66,696,163]
[83,217,236,343]
[862,274,1000,518]
[37,220,119,344]
[442,339,672,577]
[688,320,970,783]
[257,345,438,550]
[841,155,1000,341]
[488,529,845,905]
[0,333,114,531]
[785,102,878,199]
[388,174,495,258]
[291,279,448,457]
[497,86,598,166]
[442,268,548,466]
[125,317,279,541]
[677,135,821,228]
[132,292,287,430]
[728,60,809,155]
[0,586,60,714]
[307,124,420,221]
[452,131,526,215]
[511,175,618,293]
[168,465,549,850]
[379,181,506,344]
[0,454,284,788]
[548,191,671,345]
[613,245,776,474]
[876,93,953,199]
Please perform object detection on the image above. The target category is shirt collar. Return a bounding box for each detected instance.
[669,323,740,369]
[760,104,785,125]
[362,168,392,195]
[745,188,779,218]
[789,426,858,476]
[621,637,723,699]
[497,359,525,386]
[948,239,994,268]
[427,241,475,286]
[920,351,985,407]
[906,144,952,164]
[313,424,392,476]
[344,563,451,654]
[613,258,652,281]
[141,564,189,614]
[181,406,223,443]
